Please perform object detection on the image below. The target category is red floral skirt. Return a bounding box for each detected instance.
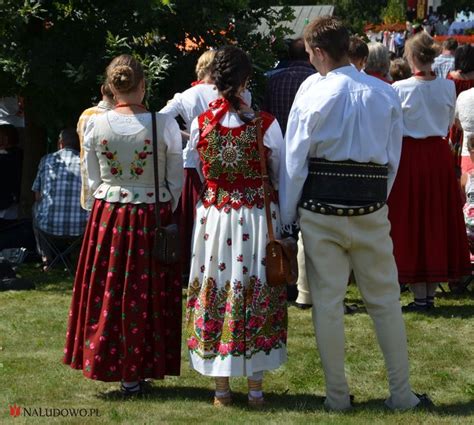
[388,136,471,283]
[63,200,182,382]
[180,168,203,275]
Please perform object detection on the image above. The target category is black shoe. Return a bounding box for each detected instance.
[323,394,355,410]
[413,393,435,410]
[120,382,143,397]
[344,304,358,315]
[402,302,428,313]
[294,302,312,310]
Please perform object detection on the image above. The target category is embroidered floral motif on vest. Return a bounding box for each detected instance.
[197,111,277,210]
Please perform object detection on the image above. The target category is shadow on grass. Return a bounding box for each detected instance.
[97,385,326,411]
[17,263,74,293]
[355,398,474,417]
[97,385,474,416]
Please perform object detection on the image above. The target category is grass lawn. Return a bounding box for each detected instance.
[1,265,473,424]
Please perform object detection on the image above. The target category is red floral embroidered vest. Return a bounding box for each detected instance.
[197,110,277,209]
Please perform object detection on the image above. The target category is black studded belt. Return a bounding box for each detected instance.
[300,158,388,216]
[299,199,385,216]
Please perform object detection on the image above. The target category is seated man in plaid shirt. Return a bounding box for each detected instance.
[32,128,89,269]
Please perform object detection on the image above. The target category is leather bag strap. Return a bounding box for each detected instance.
[151,112,161,229]
[255,113,275,242]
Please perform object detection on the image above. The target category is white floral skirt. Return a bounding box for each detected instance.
[185,202,288,377]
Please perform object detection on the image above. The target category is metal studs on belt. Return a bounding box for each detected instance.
[358,208,365,214]
[337,209,343,215]
[348,209,354,215]
[320,207,326,214]
[311,205,316,211]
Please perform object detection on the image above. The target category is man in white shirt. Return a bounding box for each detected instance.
[280,16,428,412]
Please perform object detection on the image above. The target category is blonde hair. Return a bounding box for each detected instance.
[195,50,216,81]
[105,54,144,94]
[404,32,439,65]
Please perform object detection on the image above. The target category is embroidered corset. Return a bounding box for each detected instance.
[197,111,276,209]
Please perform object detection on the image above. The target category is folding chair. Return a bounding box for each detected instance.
[36,229,83,276]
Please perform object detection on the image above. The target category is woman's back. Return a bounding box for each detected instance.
[84,110,182,208]
[196,105,277,209]
[393,76,456,137]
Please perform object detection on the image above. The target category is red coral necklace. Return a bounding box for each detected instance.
[114,103,147,109]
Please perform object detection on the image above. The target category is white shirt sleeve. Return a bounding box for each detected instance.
[161,114,184,212]
[448,83,456,127]
[159,93,183,118]
[83,115,102,194]
[387,100,403,195]
[187,117,204,181]
[279,103,317,226]
[263,118,284,189]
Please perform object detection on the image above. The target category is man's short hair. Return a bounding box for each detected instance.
[303,16,350,62]
[288,38,309,61]
[442,38,458,52]
[59,128,80,151]
[348,36,369,60]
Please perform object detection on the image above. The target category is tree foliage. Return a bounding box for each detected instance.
[275,0,390,34]
[382,0,405,25]
[0,0,293,134]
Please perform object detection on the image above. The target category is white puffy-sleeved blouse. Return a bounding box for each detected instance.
[83,110,183,211]
[392,76,456,138]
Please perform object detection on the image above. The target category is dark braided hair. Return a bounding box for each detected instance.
[211,46,253,122]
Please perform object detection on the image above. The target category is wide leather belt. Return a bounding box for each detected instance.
[299,199,386,216]
[300,158,388,216]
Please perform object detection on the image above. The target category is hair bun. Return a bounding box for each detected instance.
[111,65,135,92]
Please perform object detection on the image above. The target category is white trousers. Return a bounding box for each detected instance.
[299,206,419,410]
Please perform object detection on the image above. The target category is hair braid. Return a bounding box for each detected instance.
[211,46,253,122]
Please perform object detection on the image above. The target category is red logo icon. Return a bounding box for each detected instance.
[9,404,21,417]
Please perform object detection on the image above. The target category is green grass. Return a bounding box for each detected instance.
[1,265,473,424]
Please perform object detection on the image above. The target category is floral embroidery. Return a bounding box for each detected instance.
[197,112,277,210]
[130,139,152,179]
[186,276,287,360]
[100,139,123,178]
[199,122,260,183]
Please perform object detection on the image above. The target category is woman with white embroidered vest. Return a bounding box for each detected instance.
[185,46,287,407]
[388,33,470,311]
[63,55,183,395]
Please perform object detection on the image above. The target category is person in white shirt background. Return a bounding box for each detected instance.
[388,32,470,312]
[281,15,429,412]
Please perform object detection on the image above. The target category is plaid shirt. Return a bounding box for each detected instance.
[432,54,455,79]
[263,61,315,135]
[32,148,88,236]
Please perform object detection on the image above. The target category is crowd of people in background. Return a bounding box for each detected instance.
[0,9,473,413]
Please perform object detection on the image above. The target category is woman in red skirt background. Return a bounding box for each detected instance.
[63,55,183,394]
[388,32,471,312]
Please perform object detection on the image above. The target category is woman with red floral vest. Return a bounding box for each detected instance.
[185,46,287,407]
